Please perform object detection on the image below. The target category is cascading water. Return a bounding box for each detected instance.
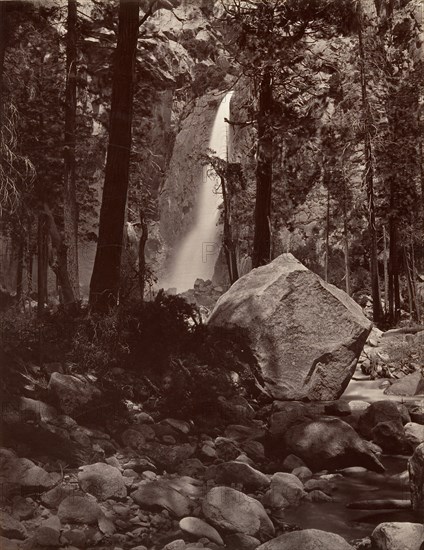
[163,91,234,293]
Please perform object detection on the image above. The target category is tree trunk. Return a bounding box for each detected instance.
[388,184,400,324]
[221,175,239,284]
[90,0,140,312]
[16,238,24,303]
[138,209,148,301]
[325,186,330,283]
[252,68,273,268]
[44,204,76,307]
[383,225,389,316]
[0,2,7,139]
[358,4,383,324]
[63,0,79,299]
[343,204,350,296]
[37,212,48,316]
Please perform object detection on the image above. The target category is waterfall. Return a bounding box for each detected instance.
[163,91,234,293]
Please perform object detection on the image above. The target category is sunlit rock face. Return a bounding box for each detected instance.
[208,253,372,401]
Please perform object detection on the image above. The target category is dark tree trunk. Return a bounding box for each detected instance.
[16,238,24,302]
[63,0,79,299]
[90,0,140,312]
[44,203,76,307]
[37,212,48,316]
[252,68,273,268]
[0,2,8,149]
[388,200,400,324]
[138,209,148,301]
[221,176,239,284]
[358,6,383,324]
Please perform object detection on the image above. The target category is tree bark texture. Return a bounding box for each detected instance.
[90,0,140,312]
[252,68,273,268]
[63,0,79,299]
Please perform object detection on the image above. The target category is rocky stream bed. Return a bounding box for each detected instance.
[1,324,424,550]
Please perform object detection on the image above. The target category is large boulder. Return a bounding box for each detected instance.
[208,254,372,400]
[284,417,384,472]
[78,463,127,501]
[202,486,274,541]
[256,529,354,550]
[48,373,102,418]
[205,461,270,491]
[0,448,61,496]
[131,480,194,517]
[371,522,424,550]
[409,442,424,512]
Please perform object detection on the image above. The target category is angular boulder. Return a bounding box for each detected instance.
[371,522,424,550]
[409,442,424,512]
[208,254,372,400]
[257,529,354,550]
[131,480,194,517]
[202,486,274,541]
[284,417,384,472]
[205,461,270,491]
[78,463,127,501]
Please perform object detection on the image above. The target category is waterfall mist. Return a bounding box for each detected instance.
[162,91,234,293]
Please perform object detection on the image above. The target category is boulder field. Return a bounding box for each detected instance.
[208,253,372,401]
[1,376,423,550]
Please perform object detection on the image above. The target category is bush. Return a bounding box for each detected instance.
[71,292,259,418]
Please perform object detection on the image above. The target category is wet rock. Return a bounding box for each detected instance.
[218,395,255,424]
[10,496,36,520]
[281,454,306,471]
[256,528,354,549]
[131,480,194,517]
[122,429,146,450]
[304,478,336,495]
[48,372,101,418]
[263,472,305,508]
[290,467,312,485]
[163,541,186,550]
[304,489,333,502]
[176,458,206,478]
[225,533,261,550]
[205,461,270,491]
[241,440,265,462]
[270,404,310,438]
[224,424,266,443]
[284,417,384,472]
[164,418,191,434]
[179,517,224,545]
[325,401,352,416]
[409,442,424,512]
[78,462,127,501]
[358,401,410,439]
[0,537,21,550]
[142,442,195,471]
[58,495,102,524]
[40,483,75,509]
[384,371,424,397]
[0,511,27,540]
[405,423,424,449]
[208,254,371,400]
[202,486,274,541]
[371,522,424,550]
[34,515,61,547]
[0,449,61,495]
[167,476,204,499]
[371,421,411,454]
[214,437,241,461]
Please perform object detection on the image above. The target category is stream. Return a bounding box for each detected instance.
[284,371,424,540]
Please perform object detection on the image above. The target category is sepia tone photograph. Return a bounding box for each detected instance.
[0,0,424,548]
